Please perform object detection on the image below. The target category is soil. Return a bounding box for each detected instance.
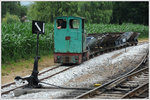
[111,51,124,59]
[139,38,149,43]
[1,39,148,85]
[2,42,148,99]
[1,57,56,85]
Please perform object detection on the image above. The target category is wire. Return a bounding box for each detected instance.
[39,82,91,90]
[39,81,65,89]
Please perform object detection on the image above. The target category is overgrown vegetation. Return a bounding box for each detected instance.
[85,23,148,38]
[1,1,149,65]
[2,1,27,18]
[2,22,148,64]
[2,2,148,25]
[26,2,148,25]
[2,13,20,24]
[2,22,53,64]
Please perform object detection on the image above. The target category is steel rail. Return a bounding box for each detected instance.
[122,82,148,98]
[1,42,148,97]
[2,41,147,89]
[76,67,148,99]
[1,64,61,89]
[76,51,148,99]
[1,64,75,95]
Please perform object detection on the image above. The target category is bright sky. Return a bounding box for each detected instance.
[20,1,34,6]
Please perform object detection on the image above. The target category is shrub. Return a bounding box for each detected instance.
[2,13,20,24]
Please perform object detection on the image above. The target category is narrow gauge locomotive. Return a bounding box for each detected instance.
[54,16,140,64]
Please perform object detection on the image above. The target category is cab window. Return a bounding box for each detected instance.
[70,19,80,29]
[57,19,66,29]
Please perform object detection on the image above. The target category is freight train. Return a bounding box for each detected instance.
[54,16,140,64]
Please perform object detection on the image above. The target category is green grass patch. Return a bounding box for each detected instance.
[1,54,54,76]
[2,22,148,66]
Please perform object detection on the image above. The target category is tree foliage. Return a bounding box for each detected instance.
[27,2,113,24]
[112,2,148,25]
[2,1,27,18]
[2,1,148,25]
[26,1,148,25]
[2,12,20,24]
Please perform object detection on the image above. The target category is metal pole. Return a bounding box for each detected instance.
[32,32,40,74]
[14,24,43,88]
[28,31,40,88]
[36,32,39,56]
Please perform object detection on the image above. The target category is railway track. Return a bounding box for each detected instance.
[58,51,148,99]
[1,42,148,98]
[75,52,148,99]
[1,64,75,95]
[2,64,61,88]
[76,67,148,99]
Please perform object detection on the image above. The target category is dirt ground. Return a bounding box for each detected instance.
[1,39,148,85]
[139,38,149,43]
[1,57,56,85]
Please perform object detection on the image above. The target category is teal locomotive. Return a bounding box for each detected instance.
[54,16,139,64]
[54,16,88,64]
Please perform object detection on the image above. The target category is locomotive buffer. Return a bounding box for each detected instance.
[15,20,45,88]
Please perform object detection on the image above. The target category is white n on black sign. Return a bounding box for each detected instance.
[32,20,45,34]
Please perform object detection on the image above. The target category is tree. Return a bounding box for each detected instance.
[111,2,148,25]
[2,1,27,18]
[26,1,148,25]
[27,1,113,24]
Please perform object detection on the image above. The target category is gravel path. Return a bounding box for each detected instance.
[2,43,148,99]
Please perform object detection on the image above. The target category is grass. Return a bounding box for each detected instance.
[2,22,148,70]
[2,54,54,76]
[138,38,149,41]
[2,22,54,64]
[2,56,34,75]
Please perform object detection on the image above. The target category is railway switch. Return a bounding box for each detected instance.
[14,20,45,88]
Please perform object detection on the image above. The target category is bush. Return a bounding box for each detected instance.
[2,13,20,24]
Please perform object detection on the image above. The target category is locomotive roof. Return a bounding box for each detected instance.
[56,16,85,20]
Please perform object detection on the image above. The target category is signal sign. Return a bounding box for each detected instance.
[32,20,45,34]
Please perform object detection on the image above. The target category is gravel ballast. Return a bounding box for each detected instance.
[2,43,148,99]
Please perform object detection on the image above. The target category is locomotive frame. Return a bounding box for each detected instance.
[54,16,140,64]
[54,16,88,64]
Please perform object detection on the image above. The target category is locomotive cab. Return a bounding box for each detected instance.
[54,16,87,64]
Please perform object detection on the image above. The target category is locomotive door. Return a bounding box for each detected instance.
[67,18,82,53]
[54,18,68,53]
